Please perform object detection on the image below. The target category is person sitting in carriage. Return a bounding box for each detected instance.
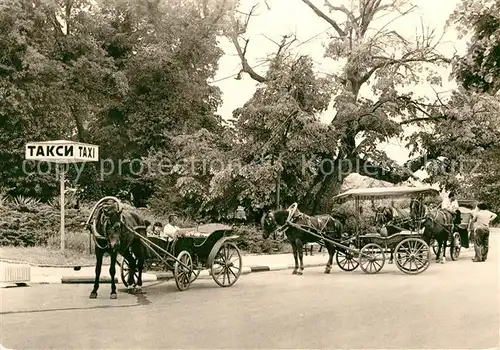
[441,192,461,227]
[162,214,180,239]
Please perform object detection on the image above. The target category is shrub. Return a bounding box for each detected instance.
[11,195,40,212]
[0,201,90,248]
[232,224,288,254]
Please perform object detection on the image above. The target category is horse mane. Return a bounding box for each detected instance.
[273,210,290,226]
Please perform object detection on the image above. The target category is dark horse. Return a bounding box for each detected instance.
[86,197,150,298]
[410,199,461,263]
[374,205,413,263]
[261,204,344,275]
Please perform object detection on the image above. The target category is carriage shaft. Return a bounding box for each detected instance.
[129,230,193,271]
[286,221,372,259]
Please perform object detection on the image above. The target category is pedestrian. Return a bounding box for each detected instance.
[468,202,497,262]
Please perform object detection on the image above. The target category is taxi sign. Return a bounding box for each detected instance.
[25,140,99,163]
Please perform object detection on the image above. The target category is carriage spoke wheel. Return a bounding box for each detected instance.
[211,242,242,287]
[394,238,430,275]
[174,251,194,291]
[190,260,202,283]
[450,232,461,261]
[120,257,139,287]
[359,243,385,274]
[336,245,359,271]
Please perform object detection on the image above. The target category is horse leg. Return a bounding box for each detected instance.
[297,238,304,275]
[441,236,447,264]
[134,243,145,294]
[324,243,335,274]
[435,239,442,263]
[109,250,118,299]
[89,247,104,299]
[291,242,298,275]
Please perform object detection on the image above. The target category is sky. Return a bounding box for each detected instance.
[211,0,469,183]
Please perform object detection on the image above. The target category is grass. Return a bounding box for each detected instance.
[0,246,106,267]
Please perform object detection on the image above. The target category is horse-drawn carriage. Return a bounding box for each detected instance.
[86,197,242,298]
[121,225,243,290]
[331,186,442,274]
[262,186,441,275]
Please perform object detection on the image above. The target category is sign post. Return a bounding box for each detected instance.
[25,140,99,251]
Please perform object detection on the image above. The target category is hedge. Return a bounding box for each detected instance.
[0,200,291,254]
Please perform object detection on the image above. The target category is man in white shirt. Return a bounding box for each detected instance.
[441,192,461,230]
[162,214,180,239]
[469,202,497,262]
[441,192,460,213]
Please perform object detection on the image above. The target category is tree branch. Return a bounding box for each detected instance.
[359,53,451,85]
[355,156,418,183]
[229,9,266,83]
[300,0,346,37]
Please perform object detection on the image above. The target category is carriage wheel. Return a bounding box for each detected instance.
[211,242,242,287]
[190,260,202,283]
[120,257,138,287]
[394,238,430,275]
[359,243,385,274]
[450,232,461,261]
[336,245,359,271]
[174,251,194,291]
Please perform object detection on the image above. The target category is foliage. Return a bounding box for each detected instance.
[406,89,500,191]
[234,225,291,254]
[448,0,500,95]
[0,198,90,247]
[2,0,499,228]
[0,0,229,207]
[227,0,452,213]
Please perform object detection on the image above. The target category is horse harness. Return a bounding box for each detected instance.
[428,208,456,233]
[92,208,147,251]
[276,209,340,244]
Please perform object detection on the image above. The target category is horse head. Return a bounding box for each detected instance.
[261,210,289,239]
[100,202,124,250]
[375,206,392,228]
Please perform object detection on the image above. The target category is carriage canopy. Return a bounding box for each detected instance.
[332,186,440,201]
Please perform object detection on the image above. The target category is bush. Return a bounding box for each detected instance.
[0,200,90,249]
[232,224,290,254]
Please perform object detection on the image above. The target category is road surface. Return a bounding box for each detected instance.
[1,238,499,349]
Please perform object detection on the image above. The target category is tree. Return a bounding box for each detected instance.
[437,0,500,210]
[405,89,500,192]
[228,0,451,212]
[448,0,500,95]
[0,0,231,205]
[0,0,127,199]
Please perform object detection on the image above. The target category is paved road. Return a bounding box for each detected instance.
[2,237,499,349]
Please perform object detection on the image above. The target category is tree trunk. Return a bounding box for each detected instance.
[311,170,343,214]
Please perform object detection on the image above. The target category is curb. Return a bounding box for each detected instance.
[27,263,326,284]
[0,258,102,268]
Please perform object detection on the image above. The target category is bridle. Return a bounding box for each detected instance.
[93,204,123,250]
